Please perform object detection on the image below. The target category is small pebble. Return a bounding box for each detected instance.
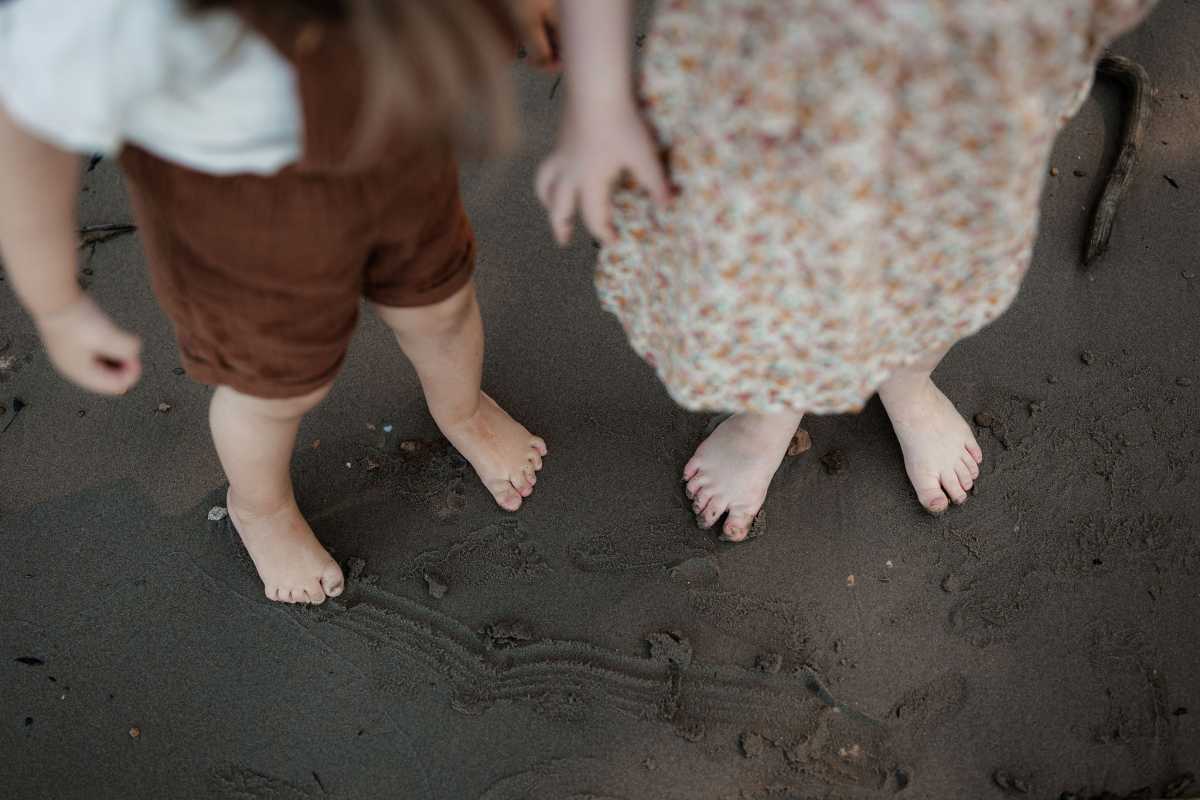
[1080,350,1096,365]
[129,726,140,739]
[77,410,86,417]
[311,439,321,449]
[820,449,848,475]
[754,652,783,674]
[1177,377,1193,387]
[172,367,185,376]
[973,412,995,428]
[207,506,228,522]
[345,462,352,469]
[424,573,448,599]
[739,731,766,759]
[846,574,856,588]
[1049,167,1059,177]
[1047,374,1059,384]
[366,458,379,471]
[156,402,172,413]
[1183,270,1197,280]
[1073,169,1087,177]
[382,424,393,433]
[787,428,812,456]
[399,440,419,453]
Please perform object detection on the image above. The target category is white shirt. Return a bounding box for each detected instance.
[0,0,302,174]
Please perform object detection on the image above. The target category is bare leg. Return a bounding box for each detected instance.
[374,282,546,511]
[210,383,344,604]
[684,410,803,542]
[877,351,983,513]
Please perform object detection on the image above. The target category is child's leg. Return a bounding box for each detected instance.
[373,282,547,511]
[210,383,344,604]
[684,411,803,542]
[877,353,983,513]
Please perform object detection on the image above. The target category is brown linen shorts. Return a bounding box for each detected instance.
[119,140,475,399]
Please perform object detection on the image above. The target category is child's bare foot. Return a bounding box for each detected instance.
[878,376,983,513]
[684,411,802,542]
[226,490,344,604]
[439,392,547,512]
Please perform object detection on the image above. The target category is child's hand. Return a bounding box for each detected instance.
[35,295,142,395]
[536,100,670,246]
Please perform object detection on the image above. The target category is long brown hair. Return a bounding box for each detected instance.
[186,0,519,158]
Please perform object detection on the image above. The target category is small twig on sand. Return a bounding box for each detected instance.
[79,223,137,249]
[1084,55,1151,266]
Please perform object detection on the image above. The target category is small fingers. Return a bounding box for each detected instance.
[631,144,671,205]
[580,180,616,245]
[535,157,559,209]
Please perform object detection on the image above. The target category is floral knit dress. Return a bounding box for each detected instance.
[598,0,1157,414]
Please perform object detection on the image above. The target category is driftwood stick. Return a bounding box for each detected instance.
[79,223,137,249]
[1085,55,1151,266]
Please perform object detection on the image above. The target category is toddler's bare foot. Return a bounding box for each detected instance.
[439,392,547,512]
[226,490,344,604]
[684,411,802,542]
[878,376,983,513]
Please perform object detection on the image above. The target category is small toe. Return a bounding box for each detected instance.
[914,476,949,513]
[685,476,707,500]
[495,486,523,512]
[722,511,755,542]
[529,450,543,471]
[265,585,280,602]
[322,564,344,597]
[510,469,534,494]
[304,586,326,605]
[699,499,727,530]
[966,442,983,464]
[683,459,701,481]
[940,471,968,505]
[963,452,980,478]
[531,437,548,456]
[692,492,712,517]
[954,461,974,493]
[523,464,537,485]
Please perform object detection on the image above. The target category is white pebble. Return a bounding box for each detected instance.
[382,424,393,433]
[207,506,228,522]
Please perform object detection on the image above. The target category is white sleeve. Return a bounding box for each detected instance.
[0,0,169,155]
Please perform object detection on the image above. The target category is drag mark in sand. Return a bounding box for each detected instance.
[315,580,823,727]
[307,580,892,789]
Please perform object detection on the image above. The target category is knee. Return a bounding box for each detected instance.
[375,282,476,339]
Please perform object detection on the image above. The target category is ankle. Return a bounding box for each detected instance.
[227,487,295,520]
[430,394,484,433]
[878,372,933,407]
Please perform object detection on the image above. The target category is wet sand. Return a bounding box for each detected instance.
[2,3,1199,798]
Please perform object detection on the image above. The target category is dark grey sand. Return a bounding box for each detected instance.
[3,4,1199,798]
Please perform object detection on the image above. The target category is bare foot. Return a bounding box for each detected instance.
[226,489,344,604]
[878,376,983,513]
[439,393,547,512]
[683,411,802,541]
